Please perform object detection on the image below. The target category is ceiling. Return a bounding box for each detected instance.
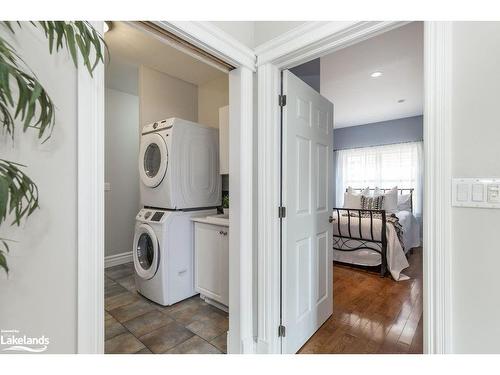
[104,22,228,95]
[319,22,423,128]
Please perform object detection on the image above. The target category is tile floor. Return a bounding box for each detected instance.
[105,262,228,354]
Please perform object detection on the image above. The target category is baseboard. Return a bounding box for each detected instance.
[105,251,133,268]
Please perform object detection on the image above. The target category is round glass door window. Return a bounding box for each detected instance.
[144,143,161,178]
[139,133,168,188]
[136,233,154,270]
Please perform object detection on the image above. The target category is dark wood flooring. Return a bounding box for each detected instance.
[299,247,423,354]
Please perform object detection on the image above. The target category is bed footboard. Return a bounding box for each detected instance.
[329,208,388,277]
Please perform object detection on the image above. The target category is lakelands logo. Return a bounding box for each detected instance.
[1,329,50,353]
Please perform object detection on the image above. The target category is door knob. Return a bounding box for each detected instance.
[329,216,334,223]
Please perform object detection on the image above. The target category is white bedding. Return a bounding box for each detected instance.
[332,210,420,281]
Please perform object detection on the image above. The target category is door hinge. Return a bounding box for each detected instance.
[279,94,287,107]
[278,206,286,218]
[278,325,286,337]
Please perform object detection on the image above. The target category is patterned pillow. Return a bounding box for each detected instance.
[360,195,384,210]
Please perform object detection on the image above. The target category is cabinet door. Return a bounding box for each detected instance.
[194,223,225,303]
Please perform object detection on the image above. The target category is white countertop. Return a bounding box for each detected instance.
[191,214,229,227]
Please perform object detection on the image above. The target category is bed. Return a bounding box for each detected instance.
[331,188,421,280]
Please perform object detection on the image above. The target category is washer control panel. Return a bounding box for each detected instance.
[452,178,500,208]
[136,208,167,222]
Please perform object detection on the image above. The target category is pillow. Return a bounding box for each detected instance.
[374,186,398,213]
[360,195,384,210]
[343,187,369,209]
[397,193,412,212]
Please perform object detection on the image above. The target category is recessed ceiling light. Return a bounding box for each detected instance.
[398,99,406,103]
[370,71,383,78]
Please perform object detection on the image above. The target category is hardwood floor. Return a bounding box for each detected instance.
[299,247,423,354]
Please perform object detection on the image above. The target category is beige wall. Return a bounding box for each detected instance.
[450,21,500,353]
[0,24,78,353]
[198,76,229,128]
[139,65,198,127]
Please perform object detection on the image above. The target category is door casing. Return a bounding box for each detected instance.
[77,21,256,354]
[256,21,453,354]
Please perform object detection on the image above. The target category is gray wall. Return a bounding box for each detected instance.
[290,58,320,93]
[0,24,78,353]
[450,22,500,353]
[334,115,423,150]
[105,88,140,257]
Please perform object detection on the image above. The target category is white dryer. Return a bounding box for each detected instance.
[133,207,217,306]
[139,118,221,209]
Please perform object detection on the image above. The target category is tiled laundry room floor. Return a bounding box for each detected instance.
[105,263,228,354]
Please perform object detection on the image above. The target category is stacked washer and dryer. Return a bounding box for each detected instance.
[133,118,221,306]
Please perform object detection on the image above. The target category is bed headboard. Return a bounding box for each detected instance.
[347,188,414,213]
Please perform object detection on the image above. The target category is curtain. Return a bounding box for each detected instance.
[335,141,424,217]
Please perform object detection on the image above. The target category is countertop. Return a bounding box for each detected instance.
[191,214,229,227]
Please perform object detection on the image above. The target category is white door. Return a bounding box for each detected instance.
[281,70,334,353]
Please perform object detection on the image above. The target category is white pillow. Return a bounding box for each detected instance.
[397,193,412,212]
[343,187,369,209]
[374,186,398,213]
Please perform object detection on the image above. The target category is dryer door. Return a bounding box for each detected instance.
[139,133,168,188]
[133,224,160,280]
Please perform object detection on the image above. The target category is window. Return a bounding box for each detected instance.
[335,141,423,216]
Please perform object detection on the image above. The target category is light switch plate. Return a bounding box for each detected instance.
[452,178,500,208]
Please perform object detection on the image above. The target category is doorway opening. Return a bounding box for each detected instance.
[280,22,424,354]
[103,21,232,354]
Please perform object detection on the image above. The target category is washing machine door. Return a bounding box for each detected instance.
[139,133,168,188]
[133,224,160,280]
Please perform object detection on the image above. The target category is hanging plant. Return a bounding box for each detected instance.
[0,21,106,274]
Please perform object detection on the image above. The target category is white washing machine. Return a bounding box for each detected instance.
[133,207,217,306]
[139,118,221,209]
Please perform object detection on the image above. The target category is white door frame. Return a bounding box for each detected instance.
[256,21,453,354]
[77,21,257,354]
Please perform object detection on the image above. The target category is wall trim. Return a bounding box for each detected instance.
[228,67,255,354]
[105,251,133,268]
[255,21,409,68]
[256,63,281,354]
[256,20,452,353]
[77,21,105,354]
[423,21,453,354]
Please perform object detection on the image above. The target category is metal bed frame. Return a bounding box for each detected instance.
[330,188,414,277]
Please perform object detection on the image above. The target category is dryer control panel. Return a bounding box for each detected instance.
[136,208,168,222]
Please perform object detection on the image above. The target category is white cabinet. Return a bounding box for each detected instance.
[194,222,229,306]
[218,105,229,175]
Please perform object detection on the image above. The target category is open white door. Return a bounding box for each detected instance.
[281,70,334,353]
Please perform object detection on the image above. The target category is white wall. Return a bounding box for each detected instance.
[105,89,140,258]
[0,24,78,353]
[198,76,229,128]
[450,22,500,353]
[253,21,305,47]
[208,21,305,49]
[209,21,255,49]
[139,65,198,127]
